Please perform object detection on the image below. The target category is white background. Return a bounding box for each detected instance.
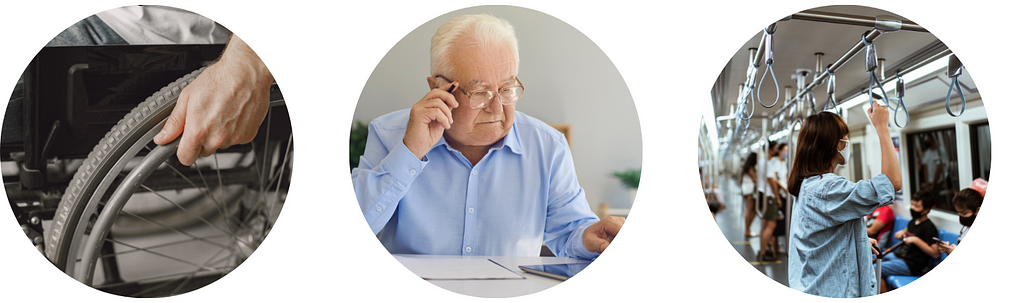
[0,0,1018,302]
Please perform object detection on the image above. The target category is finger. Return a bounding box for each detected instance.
[155,89,191,145]
[418,98,453,127]
[199,145,218,158]
[429,98,454,125]
[176,128,203,166]
[427,108,451,129]
[588,237,611,253]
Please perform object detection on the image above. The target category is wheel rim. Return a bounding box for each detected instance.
[65,114,292,297]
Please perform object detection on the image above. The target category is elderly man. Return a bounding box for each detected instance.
[352,14,624,259]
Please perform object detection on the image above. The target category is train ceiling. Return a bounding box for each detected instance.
[711,5,979,139]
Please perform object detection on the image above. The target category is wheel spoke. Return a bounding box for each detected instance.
[213,153,224,190]
[97,267,231,289]
[167,273,195,297]
[99,234,231,259]
[154,151,231,222]
[192,164,236,230]
[137,184,239,237]
[105,238,220,272]
[118,209,234,251]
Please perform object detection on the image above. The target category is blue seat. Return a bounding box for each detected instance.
[885,226,959,289]
[888,275,919,288]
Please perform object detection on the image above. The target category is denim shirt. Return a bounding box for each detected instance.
[789,173,895,298]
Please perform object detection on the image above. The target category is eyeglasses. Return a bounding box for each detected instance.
[435,75,524,109]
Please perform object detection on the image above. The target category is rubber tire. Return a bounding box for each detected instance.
[46,68,205,271]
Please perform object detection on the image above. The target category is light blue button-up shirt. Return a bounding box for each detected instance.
[789,173,895,298]
[352,109,600,259]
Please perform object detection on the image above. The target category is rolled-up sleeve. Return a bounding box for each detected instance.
[819,174,895,225]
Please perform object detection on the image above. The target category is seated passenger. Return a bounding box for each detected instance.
[865,204,895,249]
[879,191,940,293]
[938,187,984,254]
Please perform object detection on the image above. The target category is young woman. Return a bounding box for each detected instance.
[741,153,758,238]
[786,101,902,298]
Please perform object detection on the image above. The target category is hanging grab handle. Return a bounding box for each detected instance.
[823,67,838,112]
[739,48,759,121]
[945,55,966,117]
[757,28,780,108]
[863,34,891,111]
[893,71,910,127]
[807,89,817,112]
[740,65,757,120]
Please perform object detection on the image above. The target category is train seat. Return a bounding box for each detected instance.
[885,227,960,289]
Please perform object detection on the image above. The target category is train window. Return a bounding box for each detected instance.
[907,128,959,212]
[971,122,992,181]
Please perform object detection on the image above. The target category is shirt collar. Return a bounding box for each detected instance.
[432,120,524,155]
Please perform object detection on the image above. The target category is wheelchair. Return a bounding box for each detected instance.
[4,44,293,297]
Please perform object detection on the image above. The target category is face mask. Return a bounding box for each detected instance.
[960,213,977,227]
[837,139,851,166]
[910,209,926,219]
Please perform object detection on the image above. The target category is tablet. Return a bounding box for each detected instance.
[518,261,592,281]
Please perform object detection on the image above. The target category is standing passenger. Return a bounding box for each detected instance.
[741,153,758,238]
[769,142,790,253]
[786,101,902,298]
[760,142,781,261]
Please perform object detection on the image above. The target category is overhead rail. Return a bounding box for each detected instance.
[721,11,969,159]
[768,28,885,120]
[788,10,928,33]
[761,12,930,120]
[820,48,953,119]
[768,40,954,122]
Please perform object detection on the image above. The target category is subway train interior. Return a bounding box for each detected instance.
[698,5,989,294]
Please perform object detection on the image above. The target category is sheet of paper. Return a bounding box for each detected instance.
[393,256,524,280]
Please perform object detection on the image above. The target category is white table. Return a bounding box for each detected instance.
[392,254,591,298]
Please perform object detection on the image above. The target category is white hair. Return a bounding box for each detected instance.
[430,14,519,82]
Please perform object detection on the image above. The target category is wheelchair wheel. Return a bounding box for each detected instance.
[45,67,293,297]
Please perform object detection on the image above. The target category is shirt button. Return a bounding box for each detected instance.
[465,247,472,253]
[472,170,478,176]
[376,206,382,212]
[468,207,475,214]
[410,169,416,175]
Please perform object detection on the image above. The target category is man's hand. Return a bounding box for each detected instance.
[904,236,920,247]
[583,216,625,253]
[153,34,273,166]
[937,241,956,254]
[894,229,906,240]
[403,81,459,159]
[869,238,879,255]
